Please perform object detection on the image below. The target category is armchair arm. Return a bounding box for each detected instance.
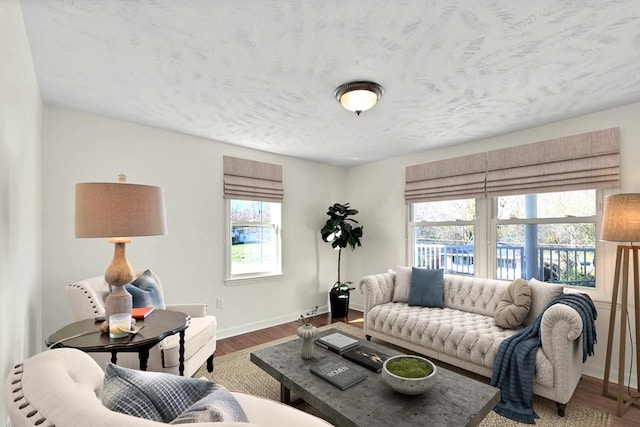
[358,273,395,314]
[165,303,208,318]
[66,278,110,320]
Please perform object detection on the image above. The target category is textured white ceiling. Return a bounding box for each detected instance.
[20,0,640,166]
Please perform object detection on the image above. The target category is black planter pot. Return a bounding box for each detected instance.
[329,290,350,318]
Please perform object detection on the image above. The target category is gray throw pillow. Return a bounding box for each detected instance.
[170,386,249,424]
[523,278,564,325]
[494,278,531,329]
[125,270,166,309]
[102,363,215,422]
[408,268,444,308]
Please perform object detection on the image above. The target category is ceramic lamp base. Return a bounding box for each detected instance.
[105,285,133,322]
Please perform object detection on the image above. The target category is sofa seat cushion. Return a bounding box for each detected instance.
[367,302,555,388]
[161,316,217,368]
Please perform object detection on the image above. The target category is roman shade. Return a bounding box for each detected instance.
[223,156,283,202]
[405,152,487,202]
[486,127,620,197]
[404,127,620,202]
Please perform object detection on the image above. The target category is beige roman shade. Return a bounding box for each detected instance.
[405,152,487,202]
[223,156,283,202]
[486,127,620,197]
[405,127,620,203]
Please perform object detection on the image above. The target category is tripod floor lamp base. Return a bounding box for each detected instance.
[601,244,640,416]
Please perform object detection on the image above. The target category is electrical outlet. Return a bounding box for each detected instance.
[216,297,224,309]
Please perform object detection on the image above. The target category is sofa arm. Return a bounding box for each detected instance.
[165,303,208,318]
[233,393,332,426]
[539,303,584,402]
[358,273,394,314]
[540,303,583,355]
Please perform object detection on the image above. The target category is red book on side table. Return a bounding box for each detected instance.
[132,307,155,320]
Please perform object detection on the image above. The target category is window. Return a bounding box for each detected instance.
[228,199,281,279]
[496,190,597,287]
[411,199,476,275]
[410,189,599,288]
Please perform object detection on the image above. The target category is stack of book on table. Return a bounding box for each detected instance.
[314,332,360,354]
[131,307,155,320]
[311,332,392,389]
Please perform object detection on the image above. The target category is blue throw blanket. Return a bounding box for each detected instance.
[490,293,597,424]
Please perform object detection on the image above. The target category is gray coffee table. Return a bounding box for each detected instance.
[250,328,500,427]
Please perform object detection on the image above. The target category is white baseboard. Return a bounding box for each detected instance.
[215,305,327,339]
[350,302,363,312]
[216,305,364,340]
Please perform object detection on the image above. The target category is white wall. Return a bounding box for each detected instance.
[41,106,347,339]
[347,102,640,386]
[0,0,43,423]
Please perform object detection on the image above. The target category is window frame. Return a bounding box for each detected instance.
[225,199,282,285]
[408,212,478,274]
[408,190,606,292]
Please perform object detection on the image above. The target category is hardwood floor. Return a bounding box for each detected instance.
[215,310,640,426]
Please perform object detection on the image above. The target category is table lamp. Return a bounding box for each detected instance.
[600,193,640,416]
[75,174,167,321]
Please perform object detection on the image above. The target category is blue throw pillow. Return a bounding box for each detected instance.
[125,270,166,309]
[408,268,444,308]
[102,363,216,422]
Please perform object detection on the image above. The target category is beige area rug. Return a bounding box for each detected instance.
[196,323,612,426]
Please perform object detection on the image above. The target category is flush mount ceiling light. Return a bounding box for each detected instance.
[334,81,384,115]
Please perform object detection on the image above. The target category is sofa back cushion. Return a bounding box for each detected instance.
[443,274,510,317]
[522,278,564,325]
[392,266,413,302]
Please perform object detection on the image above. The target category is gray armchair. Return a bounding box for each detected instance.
[66,270,216,377]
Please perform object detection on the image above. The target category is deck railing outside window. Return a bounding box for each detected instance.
[414,243,595,287]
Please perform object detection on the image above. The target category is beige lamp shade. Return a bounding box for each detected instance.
[75,182,167,238]
[600,193,640,242]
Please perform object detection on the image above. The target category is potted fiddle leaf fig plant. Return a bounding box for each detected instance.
[320,202,363,318]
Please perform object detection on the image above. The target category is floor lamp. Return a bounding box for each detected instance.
[75,174,167,321]
[600,193,640,416]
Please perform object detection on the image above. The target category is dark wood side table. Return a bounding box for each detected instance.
[46,309,189,375]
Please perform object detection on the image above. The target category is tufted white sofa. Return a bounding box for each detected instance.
[359,273,585,415]
[5,348,332,427]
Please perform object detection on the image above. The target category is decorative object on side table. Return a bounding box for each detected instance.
[381,355,437,395]
[75,174,167,322]
[297,306,319,359]
[320,202,363,318]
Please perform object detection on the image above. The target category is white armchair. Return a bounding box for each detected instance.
[66,270,216,377]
